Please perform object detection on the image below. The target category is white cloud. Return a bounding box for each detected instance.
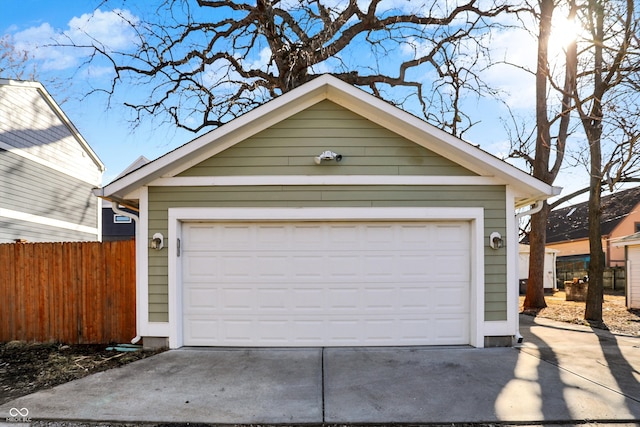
[248,47,273,72]
[65,9,139,51]
[11,9,138,71]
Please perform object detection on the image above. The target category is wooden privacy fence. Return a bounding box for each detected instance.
[0,240,136,344]
[557,266,626,291]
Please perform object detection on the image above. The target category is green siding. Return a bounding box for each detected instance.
[147,185,507,323]
[178,100,477,177]
[147,100,509,326]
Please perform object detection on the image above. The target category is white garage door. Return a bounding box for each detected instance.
[181,221,471,346]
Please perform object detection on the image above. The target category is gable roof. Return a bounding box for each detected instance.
[546,185,640,243]
[0,79,104,172]
[94,74,558,207]
[114,155,150,180]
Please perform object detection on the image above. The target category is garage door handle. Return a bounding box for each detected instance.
[177,238,181,257]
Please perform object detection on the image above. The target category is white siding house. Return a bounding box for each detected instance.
[0,79,104,242]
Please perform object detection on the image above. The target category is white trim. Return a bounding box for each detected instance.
[0,207,98,236]
[167,206,486,349]
[168,209,181,348]
[504,186,518,336]
[0,140,101,186]
[146,322,170,336]
[97,198,103,243]
[613,236,640,247]
[150,175,502,187]
[137,187,151,336]
[482,321,511,336]
[168,206,484,222]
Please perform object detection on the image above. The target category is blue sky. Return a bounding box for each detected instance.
[0,0,591,200]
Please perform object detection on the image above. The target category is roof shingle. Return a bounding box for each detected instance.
[546,186,640,243]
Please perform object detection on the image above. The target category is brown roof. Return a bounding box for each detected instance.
[545,186,640,243]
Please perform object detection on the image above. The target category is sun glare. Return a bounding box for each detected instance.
[549,15,583,53]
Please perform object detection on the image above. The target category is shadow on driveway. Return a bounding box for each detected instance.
[517,314,640,423]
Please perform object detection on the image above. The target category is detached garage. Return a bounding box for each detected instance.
[94,75,558,349]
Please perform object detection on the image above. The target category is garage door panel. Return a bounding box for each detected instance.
[434,317,469,344]
[184,254,219,279]
[433,285,469,312]
[292,288,324,311]
[182,221,471,346]
[185,286,218,310]
[184,315,469,346]
[434,254,470,278]
[362,287,395,309]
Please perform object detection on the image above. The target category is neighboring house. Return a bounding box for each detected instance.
[101,156,149,241]
[545,186,640,269]
[613,232,640,309]
[94,75,557,349]
[0,79,104,243]
[101,200,136,241]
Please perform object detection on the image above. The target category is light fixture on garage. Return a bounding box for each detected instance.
[314,150,343,164]
[150,232,164,250]
[489,232,503,250]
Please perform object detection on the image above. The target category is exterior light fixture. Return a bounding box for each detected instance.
[314,150,343,164]
[489,232,503,250]
[150,232,164,250]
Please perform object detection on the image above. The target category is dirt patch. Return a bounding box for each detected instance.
[0,342,164,405]
[520,290,640,336]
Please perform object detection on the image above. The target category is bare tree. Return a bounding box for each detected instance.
[0,34,36,80]
[509,0,578,311]
[62,0,518,137]
[573,0,640,321]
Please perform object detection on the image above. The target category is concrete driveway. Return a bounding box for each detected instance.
[1,314,640,425]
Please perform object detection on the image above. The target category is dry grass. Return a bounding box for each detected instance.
[520,290,640,336]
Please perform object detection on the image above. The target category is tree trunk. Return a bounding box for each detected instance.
[524,0,555,311]
[524,202,550,311]
[584,0,605,322]
[585,180,604,321]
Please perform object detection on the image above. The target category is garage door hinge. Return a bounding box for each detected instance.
[176,238,181,257]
